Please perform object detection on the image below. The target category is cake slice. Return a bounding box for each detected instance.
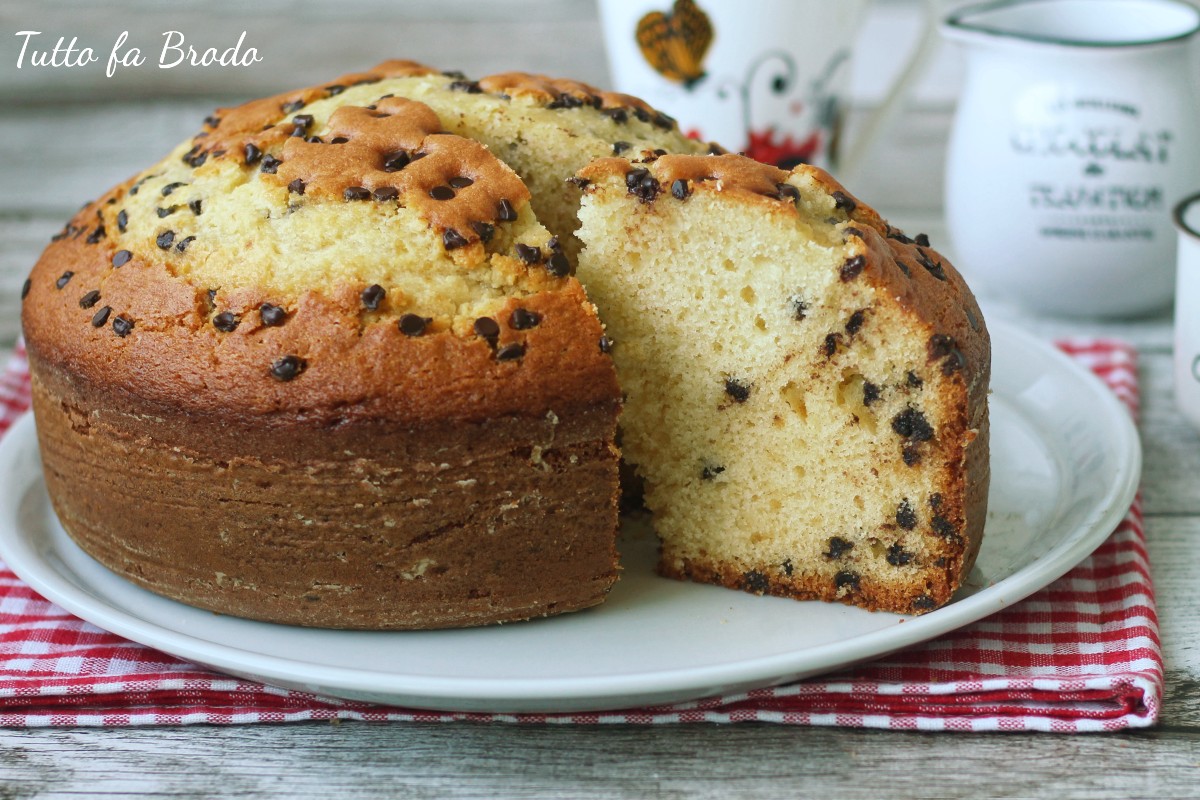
[575,154,990,613]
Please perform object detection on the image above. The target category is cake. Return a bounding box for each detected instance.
[574,154,990,614]
[22,60,988,628]
[20,61,710,629]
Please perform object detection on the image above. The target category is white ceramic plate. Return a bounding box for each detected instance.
[0,322,1140,713]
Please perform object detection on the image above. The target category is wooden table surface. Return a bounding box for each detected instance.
[2,4,1199,798]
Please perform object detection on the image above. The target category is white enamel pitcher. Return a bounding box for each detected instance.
[942,0,1200,317]
[598,0,940,176]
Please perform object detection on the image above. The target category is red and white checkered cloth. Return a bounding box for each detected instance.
[0,339,1159,731]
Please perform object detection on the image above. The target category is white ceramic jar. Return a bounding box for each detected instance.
[942,0,1200,317]
[598,0,937,176]
[1173,193,1200,432]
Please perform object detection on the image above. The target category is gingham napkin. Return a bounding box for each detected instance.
[0,339,1159,731]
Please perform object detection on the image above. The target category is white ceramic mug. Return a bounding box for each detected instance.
[943,0,1200,318]
[1173,192,1200,432]
[597,0,938,175]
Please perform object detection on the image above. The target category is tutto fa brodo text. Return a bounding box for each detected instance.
[13,31,262,77]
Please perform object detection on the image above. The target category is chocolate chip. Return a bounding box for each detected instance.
[790,297,809,321]
[823,333,840,358]
[361,284,385,311]
[112,249,132,267]
[514,243,542,264]
[700,464,725,480]
[429,185,455,201]
[112,315,133,337]
[155,206,176,219]
[671,179,691,200]
[930,494,944,510]
[546,252,571,277]
[605,108,628,124]
[55,271,73,289]
[116,209,128,232]
[863,381,880,406]
[509,308,541,330]
[86,225,105,244]
[895,258,911,277]
[213,311,239,332]
[781,559,794,577]
[383,151,410,172]
[612,141,631,155]
[497,198,518,222]
[204,114,220,128]
[825,537,853,559]
[599,335,614,353]
[206,289,216,308]
[845,310,865,335]
[161,182,186,197]
[156,231,175,250]
[942,349,966,375]
[652,111,675,130]
[175,236,196,253]
[448,79,482,93]
[928,334,955,361]
[742,570,770,593]
[449,176,474,189]
[567,176,591,190]
[183,149,207,168]
[907,371,923,388]
[281,99,304,114]
[547,92,583,109]
[931,514,961,543]
[292,114,314,130]
[260,155,281,174]
[330,136,349,144]
[373,186,399,202]
[343,186,371,201]
[443,228,469,250]
[886,544,913,567]
[844,227,864,240]
[915,233,931,247]
[473,316,500,339]
[892,407,934,441]
[776,183,800,202]
[91,306,111,327]
[912,594,938,611]
[831,191,856,213]
[287,179,306,195]
[896,500,918,530]
[496,343,525,361]
[625,168,659,203]
[442,69,467,79]
[470,221,495,243]
[724,377,751,403]
[270,355,305,381]
[325,84,345,96]
[917,248,947,281]
[840,255,866,282]
[900,443,921,467]
[243,143,262,165]
[260,303,287,326]
[21,278,31,300]
[398,313,431,337]
[834,570,860,591]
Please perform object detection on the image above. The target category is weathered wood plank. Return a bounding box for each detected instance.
[2,722,1200,800]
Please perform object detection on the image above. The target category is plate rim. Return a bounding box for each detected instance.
[0,321,1142,710]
